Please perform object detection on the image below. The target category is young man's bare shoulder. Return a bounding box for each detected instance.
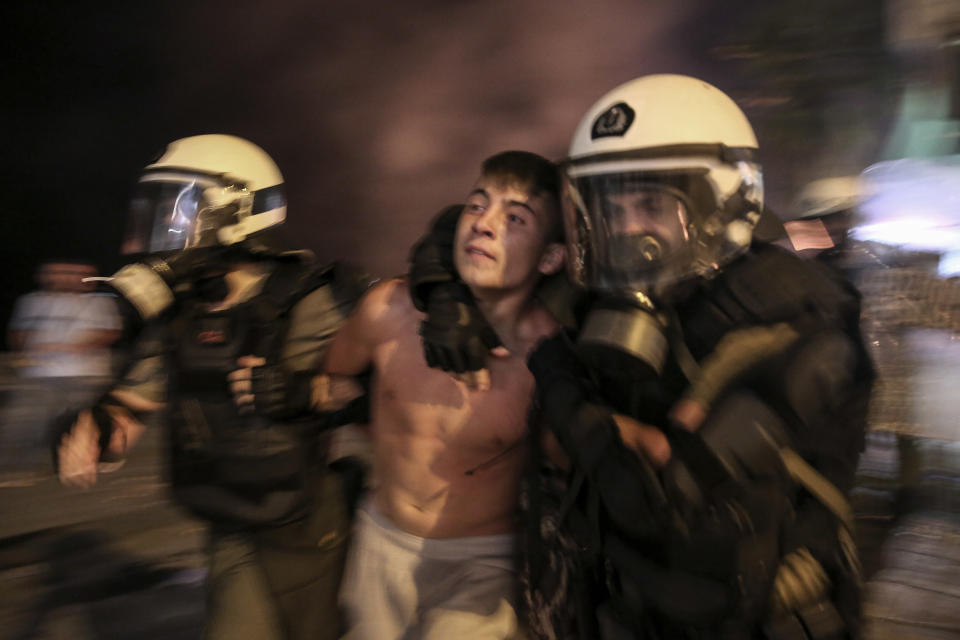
[357,277,418,327]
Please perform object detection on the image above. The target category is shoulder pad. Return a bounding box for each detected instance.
[257,260,335,319]
[717,244,862,331]
[327,262,376,312]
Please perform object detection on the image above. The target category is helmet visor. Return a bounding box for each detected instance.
[122,175,225,255]
[565,172,695,293]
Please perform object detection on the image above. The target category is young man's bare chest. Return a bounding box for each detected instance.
[372,316,533,455]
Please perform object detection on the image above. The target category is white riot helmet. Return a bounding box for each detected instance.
[794,177,862,219]
[782,177,864,253]
[122,134,286,255]
[563,74,764,297]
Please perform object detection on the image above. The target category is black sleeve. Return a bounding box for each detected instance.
[527,335,670,538]
[683,327,870,560]
[754,329,872,567]
[529,333,800,541]
[758,328,872,492]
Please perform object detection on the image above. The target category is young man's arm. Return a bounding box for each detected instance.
[323,279,390,378]
[231,279,395,416]
[227,265,372,418]
[307,281,391,414]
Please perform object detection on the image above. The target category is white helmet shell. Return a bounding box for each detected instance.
[562,74,764,294]
[124,134,287,254]
[147,134,283,187]
[794,176,863,219]
[567,74,760,210]
[569,75,757,158]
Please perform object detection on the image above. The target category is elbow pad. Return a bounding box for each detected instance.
[108,262,177,323]
[107,249,223,322]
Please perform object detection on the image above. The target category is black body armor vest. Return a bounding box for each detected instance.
[166,263,332,528]
[523,244,873,639]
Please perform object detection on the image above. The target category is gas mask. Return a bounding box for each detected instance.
[559,74,765,406]
[575,292,669,417]
[563,177,692,404]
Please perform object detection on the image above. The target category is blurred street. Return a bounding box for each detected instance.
[855,431,960,640]
[0,361,958,639]
[0,424,207,640]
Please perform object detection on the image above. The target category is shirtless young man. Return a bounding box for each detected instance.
[326,151,565,639]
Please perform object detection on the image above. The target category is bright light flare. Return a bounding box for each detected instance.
[853,158,960,262]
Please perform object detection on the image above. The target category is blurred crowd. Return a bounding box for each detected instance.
[1,260,120,469]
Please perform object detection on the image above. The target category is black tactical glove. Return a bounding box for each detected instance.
[409,204,463,312]
[409,204,504,373]
[249,364,373,426]
[250,364,316,421]
[419,281,502,373]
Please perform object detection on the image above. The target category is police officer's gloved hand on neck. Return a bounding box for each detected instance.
[419,282,502,374]
[409,204,503,374]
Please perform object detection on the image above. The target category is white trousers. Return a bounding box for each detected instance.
[339,500,520,640]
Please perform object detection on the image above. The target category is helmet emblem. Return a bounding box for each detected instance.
[590,102,635,140]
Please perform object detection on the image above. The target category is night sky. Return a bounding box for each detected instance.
[2,0,887,331]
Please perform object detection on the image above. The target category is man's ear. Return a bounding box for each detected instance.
[538,242,565,276]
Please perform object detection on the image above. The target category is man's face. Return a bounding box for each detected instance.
[454,176,561,294]
[603,188,689,253]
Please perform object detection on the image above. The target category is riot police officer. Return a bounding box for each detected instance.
[56,134,366,640]
[410,75,873,639]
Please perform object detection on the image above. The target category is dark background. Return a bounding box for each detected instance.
[0,0,891,330]
[9,7,960,639]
